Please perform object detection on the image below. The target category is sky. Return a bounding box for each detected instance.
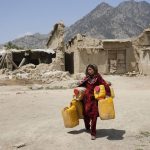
[0,0,150,44]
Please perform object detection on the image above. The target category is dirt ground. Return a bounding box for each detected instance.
[0,75,150,150]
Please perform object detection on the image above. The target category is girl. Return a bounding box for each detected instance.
[78,64,111,140]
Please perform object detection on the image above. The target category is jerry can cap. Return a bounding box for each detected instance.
[95,86,100,92]
[74,88,79,96]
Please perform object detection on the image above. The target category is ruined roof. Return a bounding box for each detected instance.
[68,33,86,42]
[31,49,55,54]
[77,46,104,50]
[102,39,131,43]
[0,49,55,55]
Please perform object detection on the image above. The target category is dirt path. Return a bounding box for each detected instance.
[0,76,150,150]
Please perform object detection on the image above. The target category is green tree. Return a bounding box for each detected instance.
[4,42,24,50]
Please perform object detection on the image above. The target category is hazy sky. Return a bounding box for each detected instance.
[0,0,150,44]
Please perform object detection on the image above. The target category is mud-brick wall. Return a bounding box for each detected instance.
[74,49,107,74]
[133,29,150,75]
[126,45,138,72]
[139,50,150,75]
[103,41,137,73]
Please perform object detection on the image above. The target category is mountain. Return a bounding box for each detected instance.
[65,0,150,41]
[0,33,49,49]
[11,33,49,49]
[1,0,150,49]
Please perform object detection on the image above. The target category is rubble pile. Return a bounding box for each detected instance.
[72,73,85,80]
[125,71,141,77]
[0,63,73,84]
[0,63,89,88]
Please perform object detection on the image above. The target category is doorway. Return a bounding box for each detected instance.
[65,52,74,74]
[108,50,126,74]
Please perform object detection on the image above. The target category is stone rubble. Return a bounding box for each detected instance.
[0,63,85,89]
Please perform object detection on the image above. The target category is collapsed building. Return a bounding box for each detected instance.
[0,22,65,71]
[65,34,137,74]
[64,26,150,75]
[0,49,55,70]
[0,22,150,75]
[46,22,65,71]
[133,28,150,75]
[46,22,150,75]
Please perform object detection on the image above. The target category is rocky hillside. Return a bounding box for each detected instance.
[65,0,150,41]
[1,0,150,49]
[11,33,49,49]
[0,33,49,49]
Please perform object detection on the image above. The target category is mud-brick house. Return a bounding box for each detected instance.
[65,34,103,74]
[133,27,150,75]
[46,22,65,71]
[65,34,137,74]
[102,39,137,74]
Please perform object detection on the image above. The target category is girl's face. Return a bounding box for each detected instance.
[87,67,95,76]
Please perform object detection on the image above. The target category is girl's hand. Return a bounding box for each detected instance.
[106,81,112,86]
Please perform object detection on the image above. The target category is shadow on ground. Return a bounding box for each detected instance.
[68,129,86,134]
[68,128,125,140]
[96,129,125,140]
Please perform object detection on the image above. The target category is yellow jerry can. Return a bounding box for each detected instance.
[62,105,79,128]
[110,86,115,98]
[71,99,84,119]
[98,97,115,120]
[73,87,86,101]
[94,85,106,100]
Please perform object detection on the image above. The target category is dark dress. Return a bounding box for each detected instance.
[79,73,111,136]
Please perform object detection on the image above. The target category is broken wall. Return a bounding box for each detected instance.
[47,22,65,71]
[133,27,150,75]
[139,49,150,75]
[66,34,105,73]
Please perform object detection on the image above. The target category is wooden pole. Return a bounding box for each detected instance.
[38,58,41,64]
[19,58,26,68]
[1,57,6,69]
[0,53,7,69]
[0,57,2,62]
[7,56,18,69]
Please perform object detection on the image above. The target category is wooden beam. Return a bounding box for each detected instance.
[19,58,26,68]
[0,53,7,69]
[7,56,18,69]
[38,58,41,64]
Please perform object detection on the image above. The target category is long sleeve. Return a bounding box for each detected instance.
[78,76,88,87]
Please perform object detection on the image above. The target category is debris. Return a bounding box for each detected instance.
[0,63,72,84]
[13,142,26,148]
[125,71,140,77]
[72,73,85,80]
[29,84,43,90]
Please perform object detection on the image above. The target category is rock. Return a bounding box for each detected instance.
[125,71,140,77]
[29,84,43,90]
[0,69,5,74]
[13,142,26,148]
